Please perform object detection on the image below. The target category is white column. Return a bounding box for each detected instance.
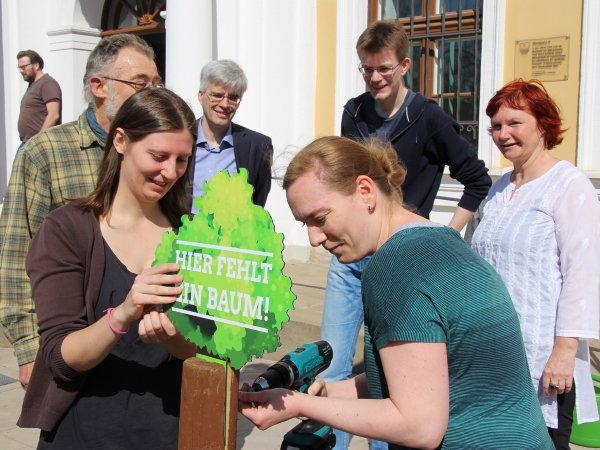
[164,0,213,118]
[47,27,101,122]
[477,0,505,173]
[334,0,368,134]
[577,0,600,177]
[1,0,22,187]
[227,0,316,258]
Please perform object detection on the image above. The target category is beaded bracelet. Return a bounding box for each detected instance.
[103,307,129,336]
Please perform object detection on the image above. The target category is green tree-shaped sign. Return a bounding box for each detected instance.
[153,169,296,369]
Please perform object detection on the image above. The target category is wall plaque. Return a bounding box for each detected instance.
[514,36,569,81]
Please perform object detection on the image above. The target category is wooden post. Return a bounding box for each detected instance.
[178,357,239,450]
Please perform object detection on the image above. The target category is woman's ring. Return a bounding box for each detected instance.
[549,383,560,389]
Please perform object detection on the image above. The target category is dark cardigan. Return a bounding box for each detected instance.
[19,202,104,431]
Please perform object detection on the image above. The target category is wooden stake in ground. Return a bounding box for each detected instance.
[178,357,239,450]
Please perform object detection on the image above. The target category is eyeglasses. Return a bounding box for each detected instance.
[103,76,164,91]
[358,62,401,77]
[205,91,242,106]
[17,63,34,70]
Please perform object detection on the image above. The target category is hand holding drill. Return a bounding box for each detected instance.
[238,341,336,449]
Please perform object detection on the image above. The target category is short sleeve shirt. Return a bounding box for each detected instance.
[362,225,553,449]
[18,74,62,141]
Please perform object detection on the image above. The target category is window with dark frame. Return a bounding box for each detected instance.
[376,0,483,151]
[101,0,167,80]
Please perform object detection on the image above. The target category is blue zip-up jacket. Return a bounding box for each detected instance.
[342,91,491,216]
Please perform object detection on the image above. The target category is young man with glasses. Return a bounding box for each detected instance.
[191,59,273,209]
[320,19,492,450]
[0,34,160,391]
[16,50,62,144]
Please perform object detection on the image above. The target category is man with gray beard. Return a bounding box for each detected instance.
[0,34,161,390]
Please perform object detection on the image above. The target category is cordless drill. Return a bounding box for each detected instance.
[249,340,336,450]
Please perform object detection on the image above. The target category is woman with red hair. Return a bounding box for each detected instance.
[472,79,599,449]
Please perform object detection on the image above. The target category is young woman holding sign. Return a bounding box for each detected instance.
[19,88,197,448]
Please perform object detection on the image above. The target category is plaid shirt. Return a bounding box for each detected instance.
[0,110,104,365]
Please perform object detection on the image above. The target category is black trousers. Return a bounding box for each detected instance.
[547,380,576,450]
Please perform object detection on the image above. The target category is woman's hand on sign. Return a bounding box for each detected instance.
[115,263,183,329]
[138,307,178,344]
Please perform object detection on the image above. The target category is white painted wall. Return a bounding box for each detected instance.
[577,0,600,178]
[47,29,101,121]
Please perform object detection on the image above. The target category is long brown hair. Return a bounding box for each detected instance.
[79,87,197,227]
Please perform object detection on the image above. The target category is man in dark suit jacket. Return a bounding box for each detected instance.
[191,59,273,209]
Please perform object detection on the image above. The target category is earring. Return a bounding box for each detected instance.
[368,205,373,213]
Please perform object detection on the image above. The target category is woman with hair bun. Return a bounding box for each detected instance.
[472,79,600,449]
[239,136,553,449]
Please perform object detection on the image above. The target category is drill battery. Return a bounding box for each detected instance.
[280,419,336,450]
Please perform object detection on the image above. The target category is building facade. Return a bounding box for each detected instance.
[1,0,598,257]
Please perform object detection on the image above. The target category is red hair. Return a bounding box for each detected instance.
[486,79,566,149]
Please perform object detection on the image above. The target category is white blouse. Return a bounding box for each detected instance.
[472,160,599,428]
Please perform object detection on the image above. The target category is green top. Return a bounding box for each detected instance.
[362,225,553,450]
[0,110,103,365]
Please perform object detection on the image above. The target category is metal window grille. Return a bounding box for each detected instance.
[378,0,483,151]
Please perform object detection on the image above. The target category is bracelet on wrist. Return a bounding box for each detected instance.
[103,307,129,336]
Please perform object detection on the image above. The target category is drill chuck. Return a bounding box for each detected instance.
[251,362,295,391]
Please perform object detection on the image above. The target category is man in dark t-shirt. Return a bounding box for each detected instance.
[17,49,62,143]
